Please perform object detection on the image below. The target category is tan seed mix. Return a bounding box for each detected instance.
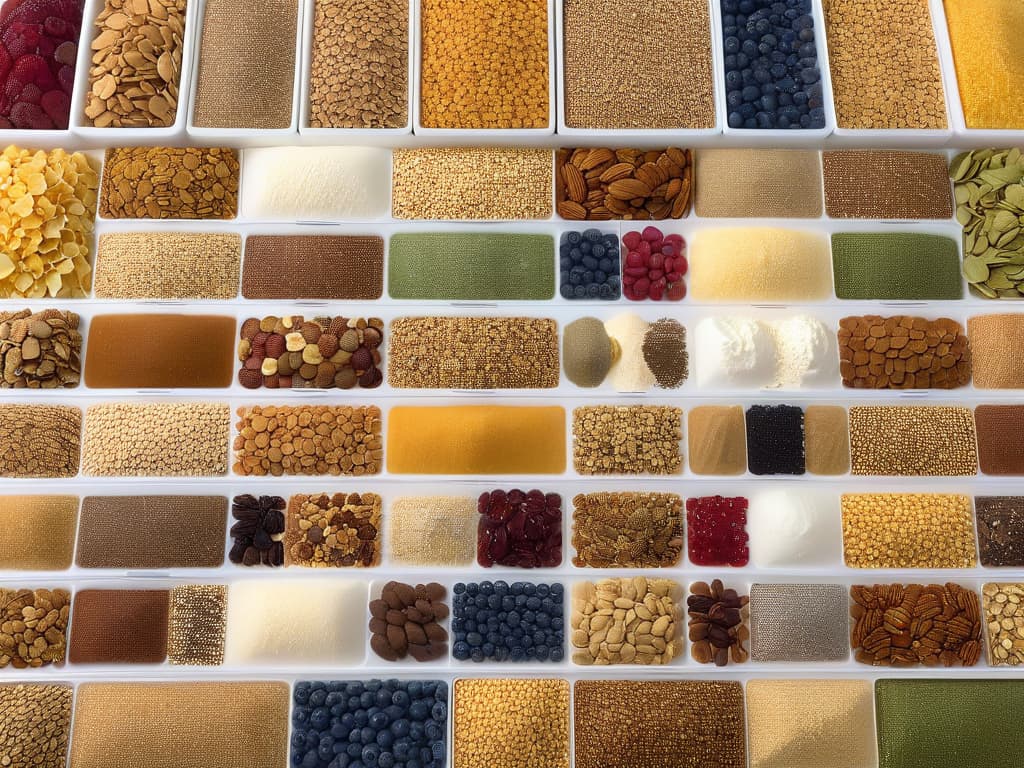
[0,588,70,668]
[571,491,683,568]
[0,309,81,388]
[388,316,559,389]
[391,148,553,220]
[85,0,186,127]
[822,150,954,219]
[233,405,382,477]
[556,147,692,221]
[572,576,683,665]
[0,684,72,767]
[285,492,381,567]
[82,402,229,477]
[454,679,569,768]
[100,146,240,219]
[823,0,945,129]
[241,235,384,300]
[694,149,823,218]
[388,496,477,567]
[0,405,81,478]
[93,232,241,299]
[841,493,977,569]
[573,405,683,475]
[309,0,408,128]
[848,405,978,476]
[562,0,714,130]
[850,582,982,667]
[982,583,1024,666]
[167,584,227,666]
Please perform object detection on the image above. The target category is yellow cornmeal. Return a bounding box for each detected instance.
[944,0,1024,128]
[0,496,77,570]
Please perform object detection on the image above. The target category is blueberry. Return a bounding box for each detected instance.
[391,719,410,738]
[726,70,742,89]
[724,36,740,54]
[726,90,743,110]
[798,27,814,42]
[566,231,581,245]
[736,52,749,68]
[302,749,320,768]
[452,583,465,595]
[594,270,607,284]
[378,753,395,768]
[800,67,818,84]
[728,111,743,128]
[579,240,591,255]
[742,84,760,102]
[362,745,381,766]
[452,641,470,660]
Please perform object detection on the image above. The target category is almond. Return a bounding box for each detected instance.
[557,200,587,220]
[579,148,615,170]
[637,161,667,188]
[561,163,587,203]
[665,178,682,200]
[607,178,652,200]
[615,148,642,165]
[604,195,630,215]
[589,206,614,220]
[569,148,589,168]
[657,153,683,177]
[599,162,634,183]
[671,178,691,218]
[666,147,688,167]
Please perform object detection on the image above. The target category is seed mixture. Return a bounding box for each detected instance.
[746,404,805,476]
[0,588,69,668]
[452,580,563,663]
[686,496,749,567]
[0,683,72,768]
[453,679,569,768]
[93,232,242,299]
[477,489,562,568]
[974,404,1024,475]
[850,583,982,667]
[242,235,384,300]
[562,0,714,130]
[68,588,169,664]
[0,146,98,299]
[285,491,381,567]
[0,309,81,388]
[688,579,749,667]
[84,0,186,127]
[560,229,620,300]
[238,315,383,390]
[975,496,1024,567]
[687,405,747,475]
[804,405,850,475]
[952,148,1024,299]
[392,148,553,220]
[571,491,683,568]
[571,577,682,665]
[99,146,240,219]
[748,583,849,662]
[831,232,963,300]
[573,680,746,768]
[233,405,382,477]
[556,147,692,221]
[229,494,285,567]
[838,315,971,389]
[695,149,823,217]
[968,314,1024,387]
[167,584,227,666]
[823,0,945,129]
[573,405,683,475]
[840,493,976,569]
[983,583,1024,666]
[420,0,549,129]
[309,0,408,128]
[822,150,954,219]
[0,404,81,478]
[369,581,448,662]
[388,496,477,566]
[82,402,229,477]
[0,496,77,571]
[848,405,978,476]
[389,316,559,389]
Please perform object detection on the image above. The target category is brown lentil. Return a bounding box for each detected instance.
[0,309,81,388]
[976,496,1024,567]
[167,584,227,666]
[285,492,381,567]
[573,405,683,475]
[803,405,850,475]
[0,405,81,478]
[571,491,683,568]
[81,402,230,477]
[454,679,569,768]
[0,588,70,669]
[850,582,982,667]
[688,579,748,667]
[233,404,382,477]
[571,576,683,665]
[0,683,72,768]
[841,493,976,569]
[982,582,1024,666]
[388,316,558,389]
[368,581,448,663]
[84,0,186,127]
[420,0,549,129]
[391,148,553,220]
[309,0,408,128]
[388,496,476,566]
[99,147,240,220]
[556,147,692,221]
[848,405,978,476]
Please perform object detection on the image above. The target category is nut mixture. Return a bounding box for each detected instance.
[556,147,692,221]
[369,581,449,662]
[571,491,683,568]
[0,404,81,478]
[841,493,977,569]
[0,309,81,388]
[285,492,381,567]
[233,405,382,477]
[85,0,186,127]
[0,684,72,768]
[388,316,558,389]
[848,405,978,476]
[983,583,1024,666]
[688,579,748,667]
[571,577,683,665]
[851,583,982,667]
[572,405,683,475]
[229,494,285,567]
[0,588,69,668]
[838,315,971,389]
[99,146,240,219]
[309,0,408,128]
[167,584,226,666]
[975,496,1024,567]
[0,146,98,299]
[238,315,383,390]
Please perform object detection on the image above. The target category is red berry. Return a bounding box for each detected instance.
[625,250,643,268]
[675,255,689,275]
[641,226,662,242]
[633,277,650,297]
[623,231,642,250]
[648,269,664,281]
[661,243,677,258]
[667,281,687,301]
[649,280,665,301]
[663,257,675,274]
[622,273,636,286]
[637,241,651,260]
[665,233,684,247]
[648,253,664,270]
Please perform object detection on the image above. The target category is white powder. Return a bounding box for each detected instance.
[604,312,656,392]
[747,489,842,568]
[694,316,777,388]
[771,314,839,388]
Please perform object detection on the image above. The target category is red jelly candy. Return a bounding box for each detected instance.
[686,496,749,567]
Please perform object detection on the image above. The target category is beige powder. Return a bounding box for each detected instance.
[687,405,747,475]
[804,405,850,475]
